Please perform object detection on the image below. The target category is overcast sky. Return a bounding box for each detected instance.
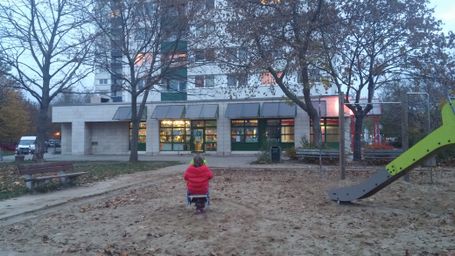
[430,0,455,33]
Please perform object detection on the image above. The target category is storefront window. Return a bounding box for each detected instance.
[265,119,294,143]
[160,120,191,151]
[281,119,295,143]
[129,122,147,151]
[191,120,217,152]
[231,120,258,143]
[310,117,339,148]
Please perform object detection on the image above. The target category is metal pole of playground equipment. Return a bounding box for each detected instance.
[338,93,346,180]
[406,92,434,168]
[318,95,322,174]
[401,94,410,182]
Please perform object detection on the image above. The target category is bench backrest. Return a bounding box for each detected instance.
[363,150,403,156]
[296,148,339,155]
[17,162,74,175]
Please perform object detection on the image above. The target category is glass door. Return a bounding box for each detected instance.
[192,128,204,152]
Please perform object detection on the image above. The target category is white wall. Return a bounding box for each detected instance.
[89,122,130,154]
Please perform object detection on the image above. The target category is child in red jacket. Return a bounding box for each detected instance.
[184,155,213,195]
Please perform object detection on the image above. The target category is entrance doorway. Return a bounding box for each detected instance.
[189,120,217,153]
[192,128,204,152]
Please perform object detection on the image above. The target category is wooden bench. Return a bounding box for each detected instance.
[17,162,87,191]
[296,148,339,162]
[363,149,403,163]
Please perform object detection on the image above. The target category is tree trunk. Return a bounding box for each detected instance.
[353,113,364,161]
[129,98,139,162]
[308,107,322,147]
[33,104,49,162]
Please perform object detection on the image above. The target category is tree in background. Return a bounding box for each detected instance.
[0,83,31,147]
[0,57,31,149]
[320,0,442,160]
[89,0,198,162]
[219,0,332,147]
[0,0,95,160]
[380,31,455,147]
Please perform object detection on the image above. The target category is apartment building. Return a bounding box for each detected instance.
[52,0,351,155]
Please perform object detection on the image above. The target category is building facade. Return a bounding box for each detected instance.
[52,96,351,155]
[52,0,352,155]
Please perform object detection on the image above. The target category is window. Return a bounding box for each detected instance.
[265,119,295,143]
[206,0,215,9]
[226,47,248,63]
[137,78,145,90]
[206,22,215,33]
[191,120,217,152]
[167,79,186,92]
[99,79,108,85]
[193,48,215,62]
[231,120,258,143]
[129,122,146,151]
[194,22,205,36]
[163,52,187,63]
[238,47,247,62]
[194,75,215,88]
[205,48,216,61]
[227,74,247,87]
[195,75,204,87]
[205,75,215,87]
[195,22,216,36]
[135,52,153,66]
[298,68,321,84]
[194,49,205,62]
[160,120,191,151]
[310,117,339,148]
[261,72,283,85]
[227,75,236,87]
[260,0,282,5]
[261,72,275,85]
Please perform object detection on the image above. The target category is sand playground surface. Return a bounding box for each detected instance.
[1,165,454,255]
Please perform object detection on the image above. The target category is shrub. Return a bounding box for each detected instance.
[285,147,297,160]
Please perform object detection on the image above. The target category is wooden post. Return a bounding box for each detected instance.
[339,93,346,180]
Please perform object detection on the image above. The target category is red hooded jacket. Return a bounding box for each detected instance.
[184,164,213,194]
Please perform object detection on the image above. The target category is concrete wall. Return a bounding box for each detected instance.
[217,102,231,155]
[294,107,310,147]
[61,123,72,154]
[147,106,160,155]
[88,122,129,154]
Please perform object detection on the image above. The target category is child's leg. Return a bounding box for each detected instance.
[186,191,191,206]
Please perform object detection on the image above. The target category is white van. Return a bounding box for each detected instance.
[16,136,36,155]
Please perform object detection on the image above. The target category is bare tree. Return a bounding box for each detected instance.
[320,0,442,160]
[89,0,199,162]
[0,0,95,160]
[218,0,333,147]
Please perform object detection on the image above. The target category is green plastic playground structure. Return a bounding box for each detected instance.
[329,99,455,203]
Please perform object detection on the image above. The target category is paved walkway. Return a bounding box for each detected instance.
[0,153,305,223]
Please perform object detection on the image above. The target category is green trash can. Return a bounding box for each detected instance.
[271,146,281,163]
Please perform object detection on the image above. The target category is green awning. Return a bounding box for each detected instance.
[112,106,147,121]
[151,105,185,119]
[261,102,296,118]
[225,103,260,119]
[185,104,218,119]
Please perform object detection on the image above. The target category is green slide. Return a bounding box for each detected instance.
[328,99,455,203]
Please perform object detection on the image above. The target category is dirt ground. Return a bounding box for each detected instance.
[1,165,454,256]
